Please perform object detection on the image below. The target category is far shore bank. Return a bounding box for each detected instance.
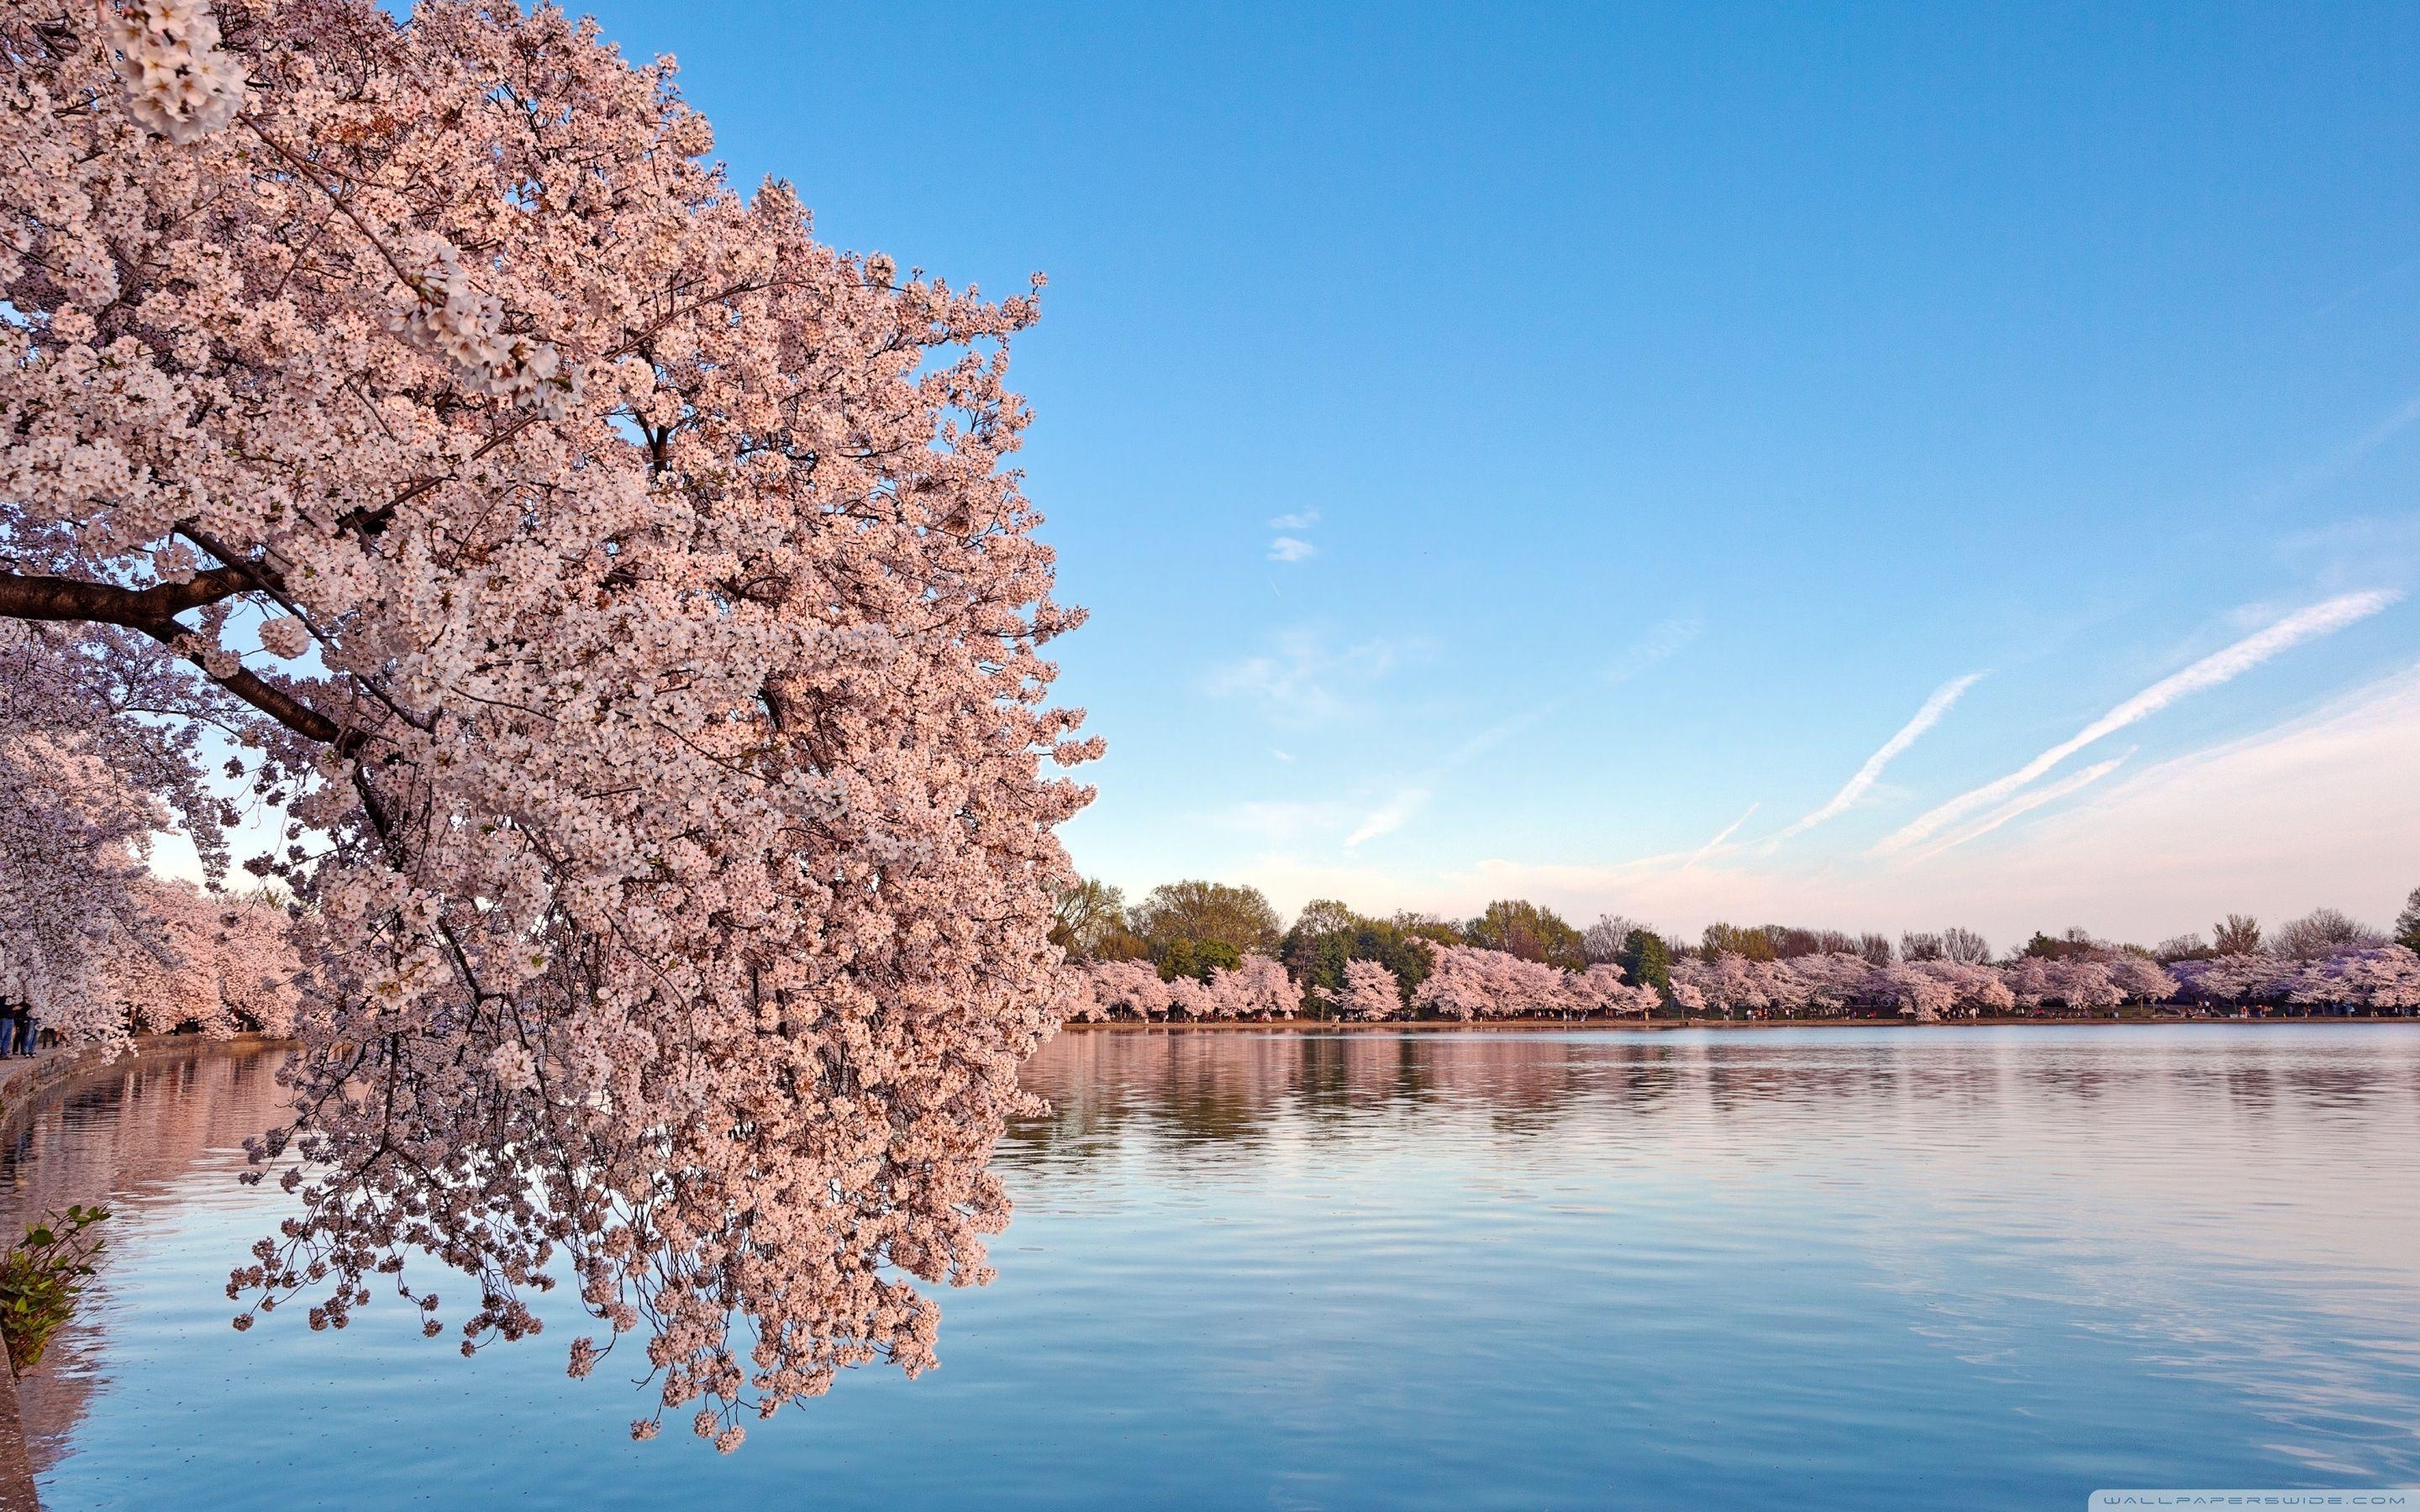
[1059,1014,2420,1034]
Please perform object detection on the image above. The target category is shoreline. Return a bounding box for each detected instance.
[1059,1014,2420,1034]
[0,1032,294,1512]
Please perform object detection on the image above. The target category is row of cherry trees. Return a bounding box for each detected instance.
[1067,932,2420,1024]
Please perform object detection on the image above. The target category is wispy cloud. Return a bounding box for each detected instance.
[1215,798,1355,843]
[1607,616,1703,684]
[1875,591,2399,856]
[1265,509,1321,564]
[2268,392,2420,504]
[1769,673,1985,848]
[1219,663,2420,950]
[1904,755,2126,864]
[1687,802,1759,867]
[1346,787,1430,848]
[1207,630,1405,725]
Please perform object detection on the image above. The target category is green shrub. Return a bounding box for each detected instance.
[0,1204,111,1373]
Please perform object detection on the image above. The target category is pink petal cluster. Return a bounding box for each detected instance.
[1332,958,1403,1021]
[105,0,246,144]
[387,239,580,419]
[3,0,1093,1447]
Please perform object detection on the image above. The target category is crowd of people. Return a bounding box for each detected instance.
[0,996,41,1058]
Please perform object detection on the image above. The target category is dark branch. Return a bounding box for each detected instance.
[0,564,253,623]
[0,566,363,753]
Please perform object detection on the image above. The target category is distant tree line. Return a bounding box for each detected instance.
[1053,879,2420,1023]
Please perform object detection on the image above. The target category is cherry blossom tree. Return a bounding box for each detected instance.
[0,619,258,1037]
[1870,962,1955,1021]
[2106,954,2179,1007]
[2285,945,2420,1015]
[3,0,1096,1450]
[2171,953,2296,1014]
[1565,963,1655,1020]
[1412,943,1576,1020]
[1164,973,1217,1021]
[2338,945,2420,1014]
[1924,960,2014,1017]
[1209,954,1300,1021]
[1084,960,1174,1021]
[1781,953,1872,1018]
[88,874,299,1042]
[1330,958,1403,1021]
[1702,953,1770,1020]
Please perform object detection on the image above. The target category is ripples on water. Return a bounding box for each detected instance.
[6,1026,2418,1509]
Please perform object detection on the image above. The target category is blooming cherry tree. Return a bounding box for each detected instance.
[1213,955,1301,1020]
[90,875,298,1042]
[3,0,1095,1450]
[1083,960,1174,1021]
[1332,958,1403,1021]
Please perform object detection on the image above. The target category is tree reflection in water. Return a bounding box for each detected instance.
[0,1045,292,1472]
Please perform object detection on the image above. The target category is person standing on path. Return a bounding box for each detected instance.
[8,1001,33,1058]
[0,999,21,1059]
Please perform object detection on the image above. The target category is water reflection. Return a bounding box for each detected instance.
[10,1026,2420,1509]
[1014,1024,2420,1169]
[0,1045,292,1474]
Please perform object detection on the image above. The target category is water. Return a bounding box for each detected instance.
[8,1026,2420,1509]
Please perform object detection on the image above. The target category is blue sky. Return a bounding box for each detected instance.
[578,1,2420,946]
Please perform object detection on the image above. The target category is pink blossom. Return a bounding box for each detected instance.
[2,0,1091,1445]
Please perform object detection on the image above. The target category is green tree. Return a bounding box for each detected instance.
[1279,900,1436,1016]
[1049,877,1129,961]
[1158,937,1243,984]
[1464,899,1585,969]
[1131,881,1281,978]
[1620,930,1674,1012]
[2394,887,2420,953]
[1699,921,1776,962]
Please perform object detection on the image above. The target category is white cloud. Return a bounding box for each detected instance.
[1267,536,1318,563]
[1770,672,1985,847]
[1876,591,2398,855]
[1206,630,1403,725]
[1607,616,1703,683]
[1345,787,1430,848]
[1268,510,1321,531]
[1687,802,1759,866]
[1215,663,2420,948]
[1903,754,2124,863]
[1213,799,1355,843]
[1329,701,1559,852]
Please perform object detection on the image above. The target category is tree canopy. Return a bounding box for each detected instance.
[0,0,1094,1451]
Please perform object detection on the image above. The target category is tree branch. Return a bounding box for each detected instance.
[0,566,364,753]
[0,564,254,623]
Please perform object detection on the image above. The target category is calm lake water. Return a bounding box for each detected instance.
[7,1026,2420,1509]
